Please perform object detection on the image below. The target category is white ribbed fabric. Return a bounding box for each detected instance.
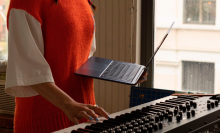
[5,9,96,97]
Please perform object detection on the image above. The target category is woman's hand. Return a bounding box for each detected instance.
[137,68,148,84]
[63,102,109,124]
[31,83,110,125]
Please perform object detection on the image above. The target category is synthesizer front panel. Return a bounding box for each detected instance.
[54,95,220,133]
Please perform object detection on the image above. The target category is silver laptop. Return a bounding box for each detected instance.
[75,22,175,85]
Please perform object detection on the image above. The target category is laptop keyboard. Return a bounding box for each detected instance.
[100,61,141,82]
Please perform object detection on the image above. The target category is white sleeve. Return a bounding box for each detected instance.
[88,15,96,58]
[89,32,96,58]
[5,9,55,97]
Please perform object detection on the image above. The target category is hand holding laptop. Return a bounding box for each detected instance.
[137,67,148,84]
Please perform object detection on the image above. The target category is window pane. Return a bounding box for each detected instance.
[202,1,216,24]
[0,0,9,60]
[155,0,218,94]
[182,61,214,94]
[184,0,200,23]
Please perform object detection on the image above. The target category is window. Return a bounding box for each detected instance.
[0,0,9,60]
[154,0,219,94]
[183,0,216,25]
[182,61,214,94]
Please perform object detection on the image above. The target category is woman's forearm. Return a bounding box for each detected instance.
[30,82,109,123]
[30,82,76,111]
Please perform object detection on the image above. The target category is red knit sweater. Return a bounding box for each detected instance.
[7,0,96,132]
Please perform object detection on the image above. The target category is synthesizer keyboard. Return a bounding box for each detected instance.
[53,95,220,133]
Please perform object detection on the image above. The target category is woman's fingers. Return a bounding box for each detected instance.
[78,111,95,121]
[93,106,110,119]
[85,109,100,121]
[72,117,79,125]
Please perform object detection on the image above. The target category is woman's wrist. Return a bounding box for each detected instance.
[31,82,77,112]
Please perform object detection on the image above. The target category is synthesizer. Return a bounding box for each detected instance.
[53,95,220,133]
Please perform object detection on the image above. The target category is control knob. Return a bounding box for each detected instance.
[138,120,144,125]
[143,118,149,123]
[133,122,139,127]
[187,111,191,118]
[174,109,178,115]
[133,127,139,132]
[136,129,141,133]
[139,125,144,130]
[159,114,164,121]
[207,103,211,110]
[190,101,194,106]
[182,105,186,112]
[127,129,133,133]
[175,106,178,110]
[215,100,219,106]
[122,126,127,131]
[149,117,154,122]
[211,102,215,108]
[153,123,159,131]
[158,121,163,129]
[176,114,181,122]
[179,104,183,110]
[144,123,150,128]
[164,112,169,118]
[169,111,173,116]
[142,127,148,133]
[115,128,121,133]
[168,115,172,122]
[186,104,191,111]
[179,111,183,118]
[193,102,197,108]
[148,125,153,133]
[155,115,159,123]
[191,110,195,116]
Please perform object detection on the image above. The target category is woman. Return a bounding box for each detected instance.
[5,0,148,132]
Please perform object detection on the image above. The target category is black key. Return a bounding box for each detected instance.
[156,102,177,107]
[103,120,124,126]
[115,116,135,121]
[178,95,198,100]
[71,130,87,133]
[85,126,107,132]
[131,111,150,116]
[124,113,145,118]
[165,100,185,104]
[77,128,99,133]
[95,123,117,128]
[91,124,112,130]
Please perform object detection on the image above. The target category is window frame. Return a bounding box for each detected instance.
[140,0,155,88]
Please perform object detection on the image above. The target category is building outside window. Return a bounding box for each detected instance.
[155,0,220,94]
[182,61,215,94]
[184,0,216,25]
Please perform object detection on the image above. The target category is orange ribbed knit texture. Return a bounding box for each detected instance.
[7,0,96,132]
